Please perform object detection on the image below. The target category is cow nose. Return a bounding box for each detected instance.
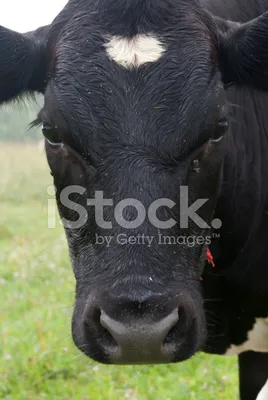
[78,292,190,364]
[74,291,206,364]
[100,308,179,364]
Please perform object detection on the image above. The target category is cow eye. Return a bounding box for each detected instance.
[42,123,62,146]
[210,118,229,143]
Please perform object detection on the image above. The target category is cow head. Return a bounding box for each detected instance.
[2,0,268,364]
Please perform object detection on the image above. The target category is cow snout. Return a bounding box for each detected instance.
[99,308,179,364]
[73,291,205,364]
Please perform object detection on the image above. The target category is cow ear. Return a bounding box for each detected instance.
[217,12,268,91]
[0,25,49,103]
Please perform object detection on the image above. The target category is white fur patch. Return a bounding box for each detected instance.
[105,34,165,69]
[257,379,268,400]
[225,318,268,355]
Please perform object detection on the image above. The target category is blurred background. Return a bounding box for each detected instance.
[0,1,238,399]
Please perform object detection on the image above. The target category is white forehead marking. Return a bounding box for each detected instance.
[225,318,268,356]
[257,379,268,400]
[104,34,165,69]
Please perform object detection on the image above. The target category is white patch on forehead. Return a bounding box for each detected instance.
[257,379,268,400]
[104,34,165,69]
[225,318,268,356]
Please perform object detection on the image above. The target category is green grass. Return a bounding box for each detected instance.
[0,143,238,399]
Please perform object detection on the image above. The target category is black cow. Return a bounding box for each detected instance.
[1,0,268,399]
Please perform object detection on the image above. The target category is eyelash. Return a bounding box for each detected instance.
[30,117,63,146]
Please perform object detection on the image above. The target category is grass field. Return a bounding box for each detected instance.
[0,142,238,400]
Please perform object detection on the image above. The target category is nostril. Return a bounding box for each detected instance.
[163,306,188,347]
[84,307,118,350]
[163,322,179,347]
[84,306,101,333]
[99,326,118,348]
[99,312,119,349]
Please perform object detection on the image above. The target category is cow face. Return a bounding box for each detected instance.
[2,0,268,364]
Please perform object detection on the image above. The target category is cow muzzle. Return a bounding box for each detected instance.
[72,289,206,364]
[100,308,179,364]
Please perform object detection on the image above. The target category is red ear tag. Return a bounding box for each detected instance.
[206,248,215,268]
